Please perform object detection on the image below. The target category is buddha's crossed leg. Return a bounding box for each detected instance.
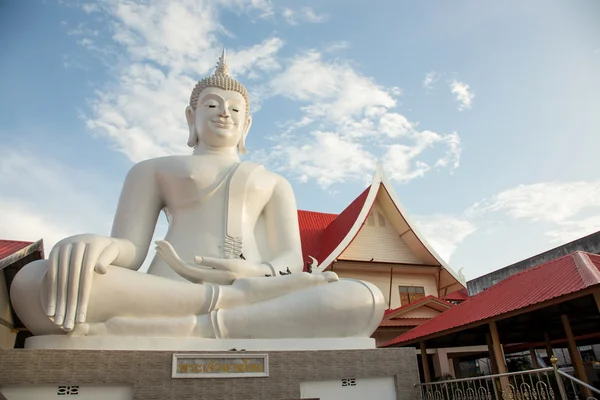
[12,260,383,338]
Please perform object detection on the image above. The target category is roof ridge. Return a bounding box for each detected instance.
[572,251,600,286]
[478,251,580,290]
[298,210,339,216]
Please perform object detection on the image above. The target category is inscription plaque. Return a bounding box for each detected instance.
[172,353,269,378]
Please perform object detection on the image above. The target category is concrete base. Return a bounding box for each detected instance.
[0,348,420,400]
[25,335,376,351]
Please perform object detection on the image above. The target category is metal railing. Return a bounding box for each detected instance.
[415,356,599,400]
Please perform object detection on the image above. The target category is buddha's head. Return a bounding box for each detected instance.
[186,50,252,153]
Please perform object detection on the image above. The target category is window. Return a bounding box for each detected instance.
[399,286,425,306]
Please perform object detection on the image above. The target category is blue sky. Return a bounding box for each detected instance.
[1,0,599,279]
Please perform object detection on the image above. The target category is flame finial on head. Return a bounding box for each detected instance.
[189,48,249,115]
[215,48,229,76]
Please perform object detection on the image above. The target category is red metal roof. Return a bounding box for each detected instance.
[0,240,34,261]
[380,318,431,327]
[443,288,469,301]
[384,251,600,347]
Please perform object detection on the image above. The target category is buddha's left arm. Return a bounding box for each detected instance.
[262,176,305,274]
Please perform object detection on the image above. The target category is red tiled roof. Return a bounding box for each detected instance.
[443,288,469,301]
[0,240,34,261]
[297,187,371,268]
[384,251,600,347]
[315,187,370,264]
[298,210,337,268]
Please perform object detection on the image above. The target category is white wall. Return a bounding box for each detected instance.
[300,376,396,400]
[335,266,438,310]
[1,385,133,400]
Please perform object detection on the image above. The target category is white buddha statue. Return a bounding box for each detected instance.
[10,51,385,347]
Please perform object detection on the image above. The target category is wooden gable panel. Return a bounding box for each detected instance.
[338,201,424,264]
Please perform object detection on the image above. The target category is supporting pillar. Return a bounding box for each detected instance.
[420,341,432,383]
[544,331,554,359]
[489,321,508,374]
[593,290,600,313]
[452,358,462,379]
[529,348,539,369]
[489,321,509,394]
[561,314,591,398]
[486,333,499,374]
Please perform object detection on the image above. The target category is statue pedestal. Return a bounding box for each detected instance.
[24,335,376,351]
[0,347,419,400]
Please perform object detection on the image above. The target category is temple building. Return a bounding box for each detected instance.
[297,164,467,346]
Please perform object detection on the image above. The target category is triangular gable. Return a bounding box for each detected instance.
[312,162,466,295]
[338,199,424,264]
[384,295,454,320]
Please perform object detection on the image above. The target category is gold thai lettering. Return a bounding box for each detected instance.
[177,358,265,375]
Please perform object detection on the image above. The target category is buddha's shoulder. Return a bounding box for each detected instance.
[128,155,191,172]
[252,164,293,190]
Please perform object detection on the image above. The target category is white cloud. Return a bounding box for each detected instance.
[261,51,463,187]
[423,71,440,89]
[450,80,475,110]
[545,215,600,244]
[0,145,166,270]
[80,0,285,163]
[73,1,462,187]
[413,214,477,263]
[412,180,600,271]
[282,6,327,25]
[468,181,600,223]
[462,180,600,247]
[0,201,73,255]
[0,146,113,252]
[268,131,376,187]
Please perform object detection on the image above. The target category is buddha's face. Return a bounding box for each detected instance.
[186,87,251,151]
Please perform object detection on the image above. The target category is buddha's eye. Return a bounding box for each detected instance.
[208,105,217,108]
[232,108,239,113]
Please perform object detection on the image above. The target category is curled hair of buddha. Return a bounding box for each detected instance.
[189,49,250,116]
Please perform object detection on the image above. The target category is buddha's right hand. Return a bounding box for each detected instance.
[45,234,119,331]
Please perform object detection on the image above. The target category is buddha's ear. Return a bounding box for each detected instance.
[185,105,198,148]
[238,116,252,154]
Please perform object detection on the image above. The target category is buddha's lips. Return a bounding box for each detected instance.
[212,120,234,127]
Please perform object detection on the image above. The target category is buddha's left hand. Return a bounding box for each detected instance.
[194,256,272,279]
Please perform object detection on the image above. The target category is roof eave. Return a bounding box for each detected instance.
[0,239,44,270]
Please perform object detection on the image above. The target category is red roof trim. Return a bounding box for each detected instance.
[383,295,454,319]
[315,187,371,265]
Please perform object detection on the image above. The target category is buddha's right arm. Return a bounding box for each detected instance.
[108,160,163,271]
